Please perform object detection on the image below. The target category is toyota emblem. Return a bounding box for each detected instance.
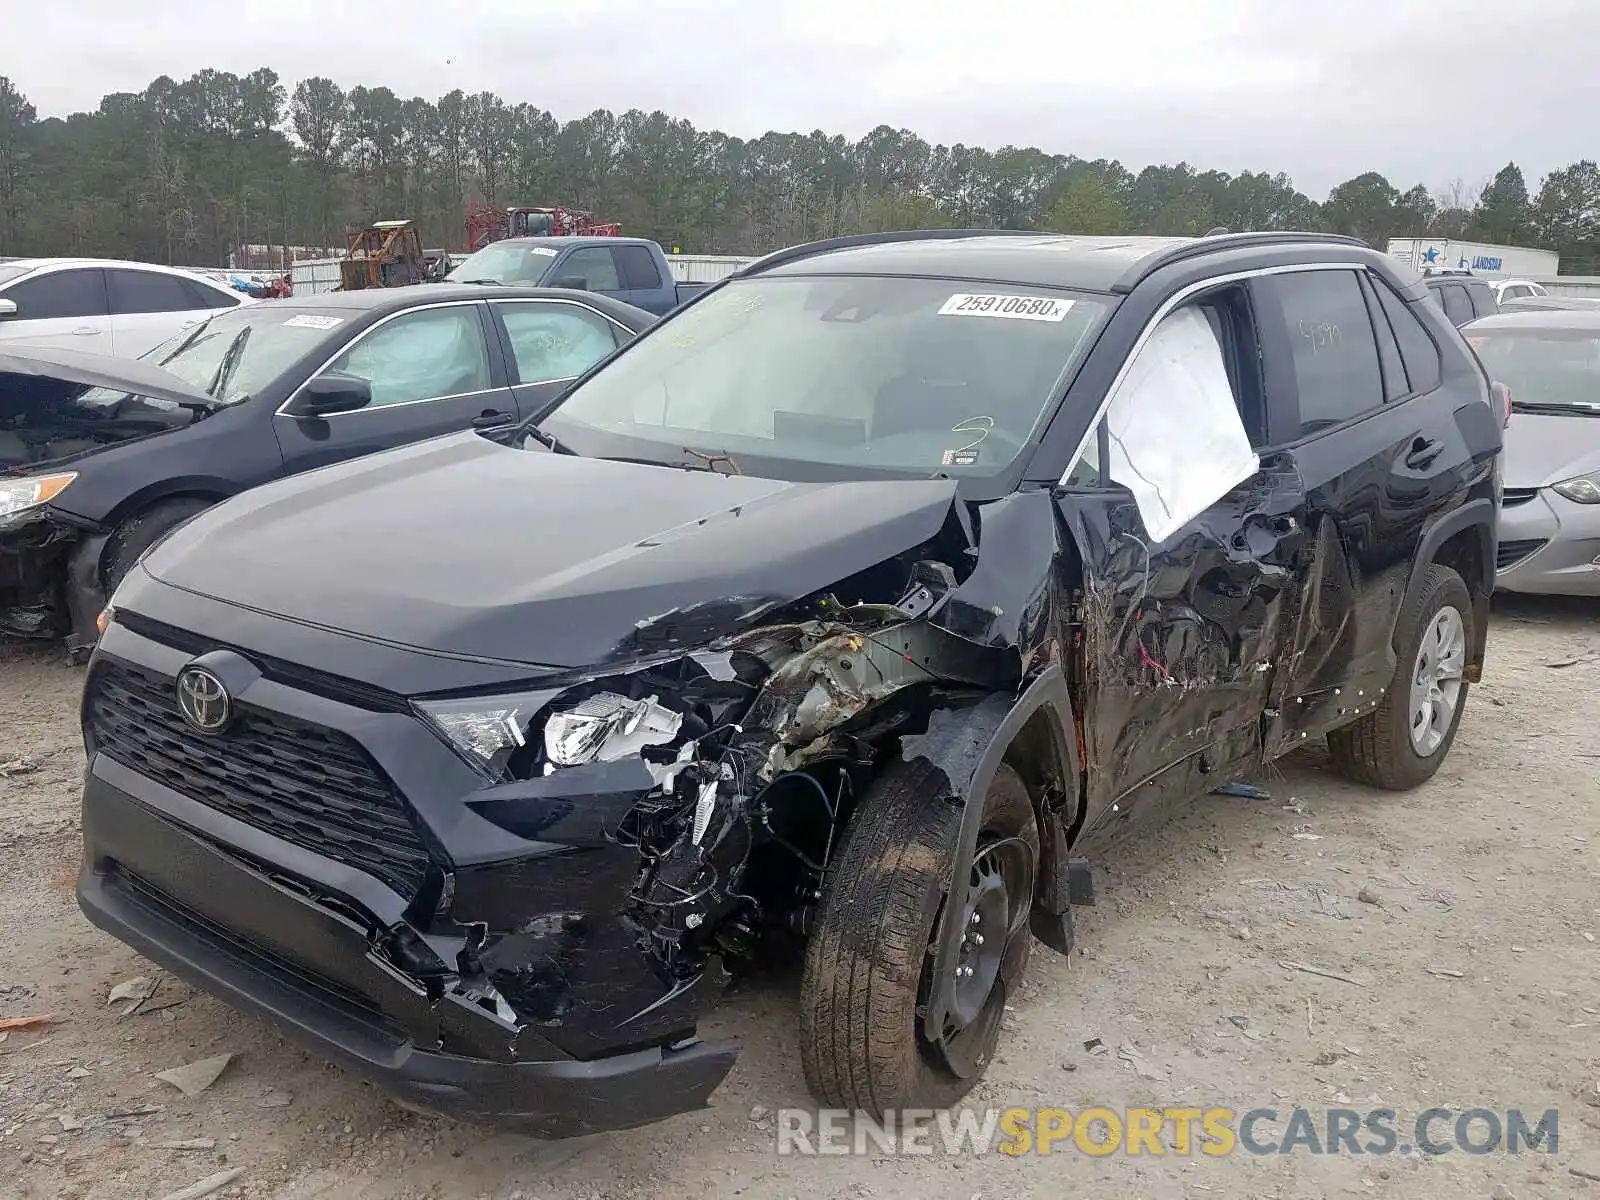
[176,665,232,733]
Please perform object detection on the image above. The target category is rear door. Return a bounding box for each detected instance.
[1253,267,1488,752]
[106,267,243,357]
[1058,280,1308,836]
[271,300,515,474]
[486,297,629,420]
[0,267,112,353]
[612,243,670,313]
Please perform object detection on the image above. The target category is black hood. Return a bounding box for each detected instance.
[143,433,960,669]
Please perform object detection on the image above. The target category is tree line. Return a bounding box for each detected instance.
[2,68,1598,272]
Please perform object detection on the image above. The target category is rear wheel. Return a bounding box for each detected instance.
[102,497,215,595]
[798,758,1038,1112]
[1328,564,1473,790]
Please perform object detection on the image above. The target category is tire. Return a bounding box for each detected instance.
[102,497,215,595]
[798,758,1038,1113]
[1328,564,1473,791]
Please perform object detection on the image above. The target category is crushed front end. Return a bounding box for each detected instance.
[76,493,1058,1135]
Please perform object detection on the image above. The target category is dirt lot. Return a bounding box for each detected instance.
[2,596,1597,1200]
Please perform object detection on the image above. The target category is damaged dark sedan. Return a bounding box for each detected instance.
[77,230,1503,1137]
[2,285,653,651]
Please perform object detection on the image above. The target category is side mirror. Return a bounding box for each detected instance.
[550,275,588,290]
[289,373,372,418]
[0,299,17,318]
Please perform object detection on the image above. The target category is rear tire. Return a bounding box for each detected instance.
[1327,564,1473,791]
[798,758,1038,1113]
[102,497,215,594]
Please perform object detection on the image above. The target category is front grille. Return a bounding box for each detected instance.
[1501,488,1539,508]
[85,661,431,898]
[1497,538,1548,571]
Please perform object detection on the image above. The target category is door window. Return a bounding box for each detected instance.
[1067,302,1259,542]
[558,248,622,291]
[321,305,492,409]
[1264,270,1386,436]
[496,302,620,384]
[107,269,206,314]
[613,244,663,290]
[1437,283,1474,327]
[1370,275,1441,394]
[1466,283,1498,318]
[2,269,108,320]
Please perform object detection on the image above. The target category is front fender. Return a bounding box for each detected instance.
[898,665,1085,1033]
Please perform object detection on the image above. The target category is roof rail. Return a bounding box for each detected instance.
[733,228,1042,278]
[1114,230,1370,292]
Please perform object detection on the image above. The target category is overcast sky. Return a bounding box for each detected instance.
[12,0,1599,197]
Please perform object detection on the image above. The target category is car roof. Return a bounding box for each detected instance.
[1464,309,1600,332]
[0,257,219,275]
[493,236,658,250]
[250,285,655,324]
[746,230,1369,294]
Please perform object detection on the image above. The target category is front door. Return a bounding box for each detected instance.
[272,301,515,474]
[1058,284,1307,840]
[0,267,112,354]
[549,246,634,308]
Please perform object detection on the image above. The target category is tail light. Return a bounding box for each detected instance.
[1490,381,1512,428]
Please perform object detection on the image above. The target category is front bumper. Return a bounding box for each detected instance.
[77,758,737,1137]
[1495,489,1600,596]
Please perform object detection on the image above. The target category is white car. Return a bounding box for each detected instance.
[0,258,254,358]
[1493,279,1548,304]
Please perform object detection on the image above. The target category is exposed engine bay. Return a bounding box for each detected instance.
[1,378,189,470]
[391,493,1081,1034]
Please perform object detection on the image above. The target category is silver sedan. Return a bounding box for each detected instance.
[1466,310,1600,596]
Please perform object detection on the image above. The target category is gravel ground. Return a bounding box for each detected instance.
[1,595,1597,1200]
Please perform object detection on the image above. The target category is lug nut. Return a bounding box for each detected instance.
[973,933,985,946]
[970,912,981,925]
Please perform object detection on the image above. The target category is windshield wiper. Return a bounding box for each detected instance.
[455,278,504,286]
[206,325,251,402]
[682,446,742,476]
[1511,400,1600,416]
[521,424,578,455]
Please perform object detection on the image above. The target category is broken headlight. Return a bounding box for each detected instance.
[416,688,684,780]
[543,692,683,766]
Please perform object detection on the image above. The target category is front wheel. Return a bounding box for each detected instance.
[798,758,1038,1113]
[102,497,215,595]
[1328,564,1473,790]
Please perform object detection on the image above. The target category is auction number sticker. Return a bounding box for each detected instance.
[283,314,344,330]
[939,293,1073,322]
[526,246,559,257]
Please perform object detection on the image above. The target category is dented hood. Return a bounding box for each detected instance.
[143,432,960,668]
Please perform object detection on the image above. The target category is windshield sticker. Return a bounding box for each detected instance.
[526,246,560,257]
[940,447,981,467]
[282,314,344,330]
[938,293,1074,322]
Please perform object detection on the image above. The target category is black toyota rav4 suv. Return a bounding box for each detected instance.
[78,230,1503,1137]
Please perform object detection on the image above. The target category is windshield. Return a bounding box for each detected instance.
[540,275,1111,477]
[0,262,37,288]
[153,306,347,403]
[1467,329,1600,412]
[446,241,558,285]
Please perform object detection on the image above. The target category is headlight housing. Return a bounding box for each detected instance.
[416,686,684,781]
[1551,471,1600,504]
[0,473,76,522]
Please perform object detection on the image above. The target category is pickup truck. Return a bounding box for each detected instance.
[445,235,710,314]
